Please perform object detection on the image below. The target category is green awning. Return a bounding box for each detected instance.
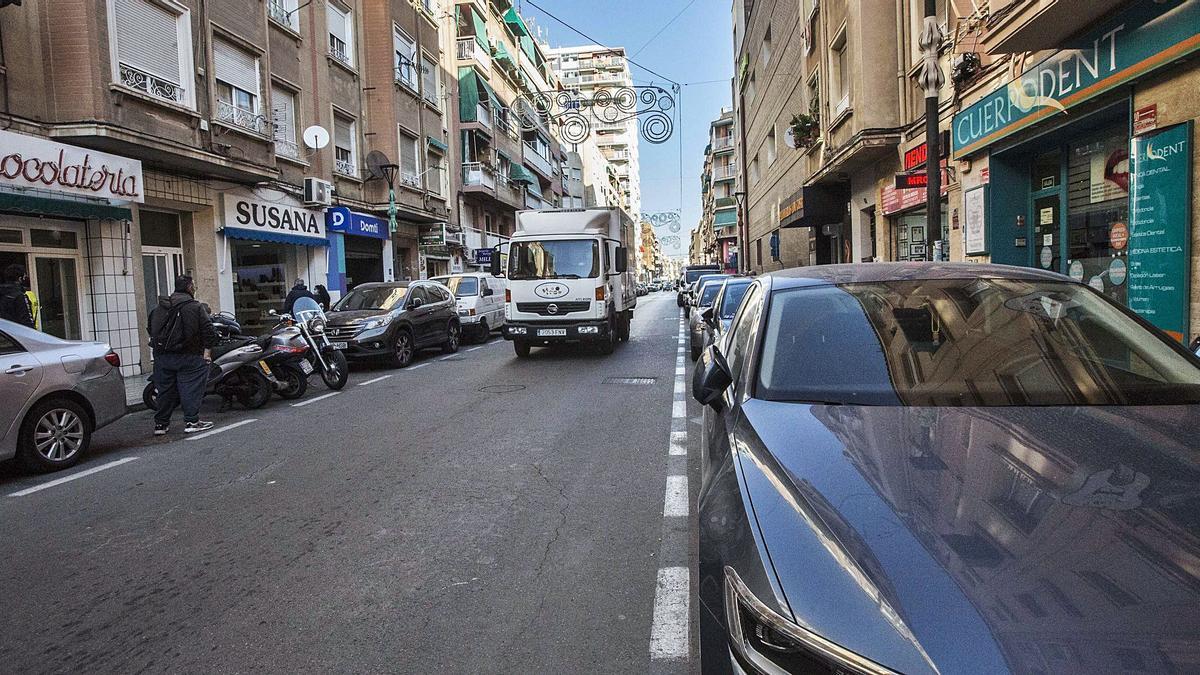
[493,40,516,69]
[477,76,500,109]
[714,209,737,227]
[509,164,536,186]
[520,35,538,65]
[497,149,511,162]
[469,5,489,51]
[0,192,131,221]
[503,8,530,37]
[427,136,448,153]
[458,67,480,121]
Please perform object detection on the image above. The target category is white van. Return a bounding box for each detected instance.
[431,272,506,343]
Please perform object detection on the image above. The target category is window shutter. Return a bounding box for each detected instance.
[271,88,295,141]
[327,4,349,44]
[422,56,437,101]
[114,0,182,84]
[335,117,354,149]
[400,135,418,175]
[213,39,259,95]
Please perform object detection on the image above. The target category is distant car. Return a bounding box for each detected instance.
[637,282,649,297]
[687,278,729,360]
[693,263,1200,675]
[431,273,506,343]
[324,281,461,368]
[688,273,731,314]
[678,264,721,306]
[691,277,751,360]
[648,281,662,292]
[0,319,126,472]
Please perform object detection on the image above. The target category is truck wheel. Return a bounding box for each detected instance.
[514,340,531,358]
[596,323,616,355]
[617,313,631,342]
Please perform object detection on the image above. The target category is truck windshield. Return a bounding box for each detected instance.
[508,240,600,280]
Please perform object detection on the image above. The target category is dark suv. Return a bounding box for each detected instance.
[323,281,461,368]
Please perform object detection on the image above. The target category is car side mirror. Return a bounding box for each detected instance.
[409,297,425,309]
[490,254,502,277]
[692,345,733,408]
[701,306,716,325]
[615,246,628,274]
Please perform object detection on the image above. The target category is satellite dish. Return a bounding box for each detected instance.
[784,125,800,150]
[303,125,330,150]
[365,150,392,180]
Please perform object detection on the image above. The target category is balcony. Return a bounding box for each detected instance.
[334,158,357,178]
[462,162,496,191]
[471,104,493,130]
[118,63,185,104]
[712,163,737,181]
[456,37,492,73]
[268,0,299,31]
[605,149,631,162]
[274,138,300,160]
[328,36,352,67]
[712,136,734,152]
[215,100,268,136]
[525,189,547,210]
[523,145,554,179]
[984,0,1127,54]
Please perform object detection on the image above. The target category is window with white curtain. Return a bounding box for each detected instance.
[394,27,418,90]
[398,131,420,187]
[214,38,263,133]
[110,0,193,106]
[327,3,354,67]
[421,54,439,106]
[334,114,357,177]
[271,86,298,159]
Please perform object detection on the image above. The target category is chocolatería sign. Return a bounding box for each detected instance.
[951,0,1200,159]
[0,129,143,202]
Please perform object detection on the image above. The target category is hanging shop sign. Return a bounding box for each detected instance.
[895,173,930,190]
[419,223,446,247]
[221,189,327,246]
[1127,122,1193,343]
[474,248,493,265]
[1133,104,1159,137]
[902,132,950,171]
[951,0,1200,159]
[326,207,389,240]
[0,129,144,202]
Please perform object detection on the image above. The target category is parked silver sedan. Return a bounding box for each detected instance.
[0,319,127,472]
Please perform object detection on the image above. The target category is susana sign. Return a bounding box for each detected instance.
[222,189,327,243]
[0,129,143,202]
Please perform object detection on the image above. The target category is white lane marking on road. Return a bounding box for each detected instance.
[675,367,685,376]
[663,475,689,517]
[292,392,339,408]
[358,374,393,386]
[649,566,690,660]
[185,418,259,441]
[670,431,687,456]
[439,354,459,361]
[466,345,485,352]
[9,457,140,497]
[673,379,684,395]
[409,363,429,369]
[672,400,686,418]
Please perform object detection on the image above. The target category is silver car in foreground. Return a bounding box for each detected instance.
[0,319,127,472]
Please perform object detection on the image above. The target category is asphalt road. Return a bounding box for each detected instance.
[0,292,699,674]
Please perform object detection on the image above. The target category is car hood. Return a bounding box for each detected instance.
[325,309,390,325]
[738,399,1200,675]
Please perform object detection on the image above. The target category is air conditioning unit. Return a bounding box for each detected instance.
[303,177,333,206]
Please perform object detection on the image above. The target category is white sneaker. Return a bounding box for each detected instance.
[184,421,215,433]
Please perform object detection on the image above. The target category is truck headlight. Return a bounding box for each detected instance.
[724,567,897,675]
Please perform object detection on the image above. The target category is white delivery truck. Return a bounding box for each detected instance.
[492,207,636,357]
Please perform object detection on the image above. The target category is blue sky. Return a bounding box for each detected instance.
[517,0,734,256]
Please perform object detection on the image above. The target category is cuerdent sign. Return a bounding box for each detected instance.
[221,188,327,244]
[0,129,143,202]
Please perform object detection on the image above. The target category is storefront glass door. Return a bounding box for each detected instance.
[34,256,81,340]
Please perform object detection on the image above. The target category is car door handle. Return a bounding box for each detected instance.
[5,365,34,375]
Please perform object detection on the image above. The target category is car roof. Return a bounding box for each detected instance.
[762,262,1072,290]
[351,281,413,290]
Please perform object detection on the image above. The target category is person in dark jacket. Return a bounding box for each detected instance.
[0,264,34,328]
[147,275,218,435]
[283,279,317,315]
[313,284,332,311]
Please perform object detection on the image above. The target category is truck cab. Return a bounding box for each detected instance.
[493,208,636,357]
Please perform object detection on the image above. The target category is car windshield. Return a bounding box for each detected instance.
[684,268,719,284]
[756,279,1200,406]
[719,282,751,319]
[698,283,722,306]
[508,239,599,280]
[334,286,409,311]
[433,276,479,297]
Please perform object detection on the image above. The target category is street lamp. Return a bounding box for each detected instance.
[733,190,747,272]
[380,163,399,234]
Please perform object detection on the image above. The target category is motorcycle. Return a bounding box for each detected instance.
[273,297,348,390]
[142,312,280,411]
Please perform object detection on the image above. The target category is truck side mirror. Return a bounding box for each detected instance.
[489,253,502,277]
[482,286,494,296]
[615,246,628,274]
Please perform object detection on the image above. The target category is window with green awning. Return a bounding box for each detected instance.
[503,7,529,37]
[458,67,479,122]
[456,5,489,52]
[493,40,516,70]
[509,164,536,186]
[520,35,537,66]
[714,209,737,227]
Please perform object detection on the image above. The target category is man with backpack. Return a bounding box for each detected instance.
[147,275,218,435]
[0,264,35,328]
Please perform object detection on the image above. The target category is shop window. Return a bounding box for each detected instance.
[1066,125,1130,305]
[214,39,264,135]
[232,241,289,335]
[327,3,354,67]
[110,0,193,107]
[271,86,299,160]
[394,26,417,90]
[0,228,23,245]
[29,229,78,249]
[334,114,357,177]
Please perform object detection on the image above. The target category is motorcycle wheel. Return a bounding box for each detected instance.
[275,365,308,400]
[142,383,158,411]
[236,371,273,409]
[321,349,349,390]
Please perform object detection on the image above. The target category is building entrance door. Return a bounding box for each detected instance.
[33,256,81,339]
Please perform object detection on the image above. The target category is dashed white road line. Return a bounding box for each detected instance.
[9,457,140,497]
[670,431,687,456]
[358,374,393,386]
[291,392,339,408]
[466,345,485,352]
[409,362,429,369]
[672,400,686,418]
[649,566,691,660]
[673,380,684,395]
[184,418,259,441]
[663,475,689,517]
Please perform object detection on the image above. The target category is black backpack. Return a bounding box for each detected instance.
[0,286,33,328]
[150,300,194,353]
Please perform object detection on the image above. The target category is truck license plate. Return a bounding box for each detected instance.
[538,329,567,337]
[299,360,314,374]
[330,341,348,350]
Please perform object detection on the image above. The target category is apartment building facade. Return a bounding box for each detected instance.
[704,110,738,272]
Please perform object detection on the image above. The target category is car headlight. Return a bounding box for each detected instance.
[360,318,389,331]
[724,567,897,675]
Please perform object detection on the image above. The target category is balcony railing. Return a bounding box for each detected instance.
[268,0,298,30]
[329,37,352,67]
[523,145,553,178]
[334,157,357,177]
[475,104,492,129]
[712,136,734,151]
[215,100,268,135]
[118,63,185,104]
[712,163,737,180]
[274,138,300,160]
[462,162,496,190]
[456,37,491,71]
[525,189,546,210]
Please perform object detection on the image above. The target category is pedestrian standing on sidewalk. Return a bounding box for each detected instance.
[283,278,316,315]
[0,264,35,328]
[147,275,217,435]
[313,284,332,311]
